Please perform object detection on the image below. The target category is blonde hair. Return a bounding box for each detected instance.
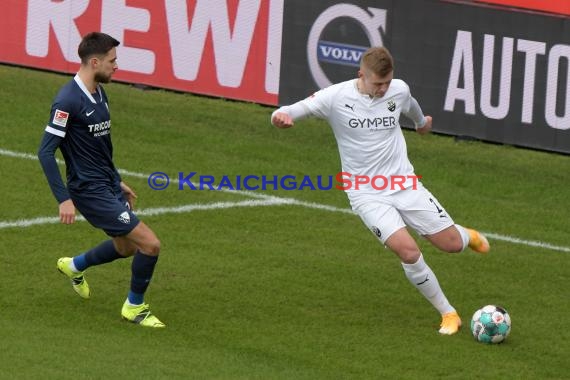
[360,47,394,77]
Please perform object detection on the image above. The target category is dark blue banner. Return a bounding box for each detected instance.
[279,0,570,154]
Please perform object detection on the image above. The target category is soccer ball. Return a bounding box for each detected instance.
[470,305,511,344]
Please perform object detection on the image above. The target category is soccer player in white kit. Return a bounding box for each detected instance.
[271,47,490,335]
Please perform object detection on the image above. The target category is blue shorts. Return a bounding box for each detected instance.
[70,186,140,237]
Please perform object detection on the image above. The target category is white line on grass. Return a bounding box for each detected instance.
[0,148,41,161]
[2,147,569,253]
[483,232,570,253]
[0,199,286,229]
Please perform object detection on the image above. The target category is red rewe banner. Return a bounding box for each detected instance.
[474,0,570,16]
[0,0,283,105]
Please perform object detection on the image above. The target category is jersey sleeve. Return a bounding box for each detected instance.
[45,92,76,138]
[400,81,427,128]
[37,132,70,203]
[272,85,336,124]
[300,86,334,119]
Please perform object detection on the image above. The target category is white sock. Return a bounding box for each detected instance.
[401,254,455,315]
[126,299,141,306]
[454,224,471,251]
[69,259,79,273]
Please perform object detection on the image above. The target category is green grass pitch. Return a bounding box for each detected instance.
[0,65,569,379]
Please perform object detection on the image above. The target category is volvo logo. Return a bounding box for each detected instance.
[307,4,387,89]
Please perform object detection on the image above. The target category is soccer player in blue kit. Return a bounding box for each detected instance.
[38,32,164,328]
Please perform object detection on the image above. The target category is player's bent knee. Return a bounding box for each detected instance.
[447,241,464,253]
[119,246,138,257]
[113,237,138,257]
[439,235,464,253]
[140,238,161,256]
[127,222,161,255]
[392,245,421,264]
[399,251,421,264]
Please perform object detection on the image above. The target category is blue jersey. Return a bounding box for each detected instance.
[45,74,120,193]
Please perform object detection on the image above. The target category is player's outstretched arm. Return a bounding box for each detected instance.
[271,101,314,129]
[416,115,432,135]
[271,112,294,128]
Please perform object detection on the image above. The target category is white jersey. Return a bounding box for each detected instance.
[276,79,425,197]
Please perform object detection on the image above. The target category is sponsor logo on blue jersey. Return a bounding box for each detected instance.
[88,120,112,137]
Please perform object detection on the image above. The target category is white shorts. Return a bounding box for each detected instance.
[348,183,455,244]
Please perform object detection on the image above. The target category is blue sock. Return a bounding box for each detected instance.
[73,240,124,271]
[127,290,144,305]
[128,251,159,305]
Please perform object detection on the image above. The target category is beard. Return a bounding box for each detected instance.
[94,72,112,83]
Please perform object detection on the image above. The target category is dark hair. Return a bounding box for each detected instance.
[361,46,394,77]
[78,32,120,64]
